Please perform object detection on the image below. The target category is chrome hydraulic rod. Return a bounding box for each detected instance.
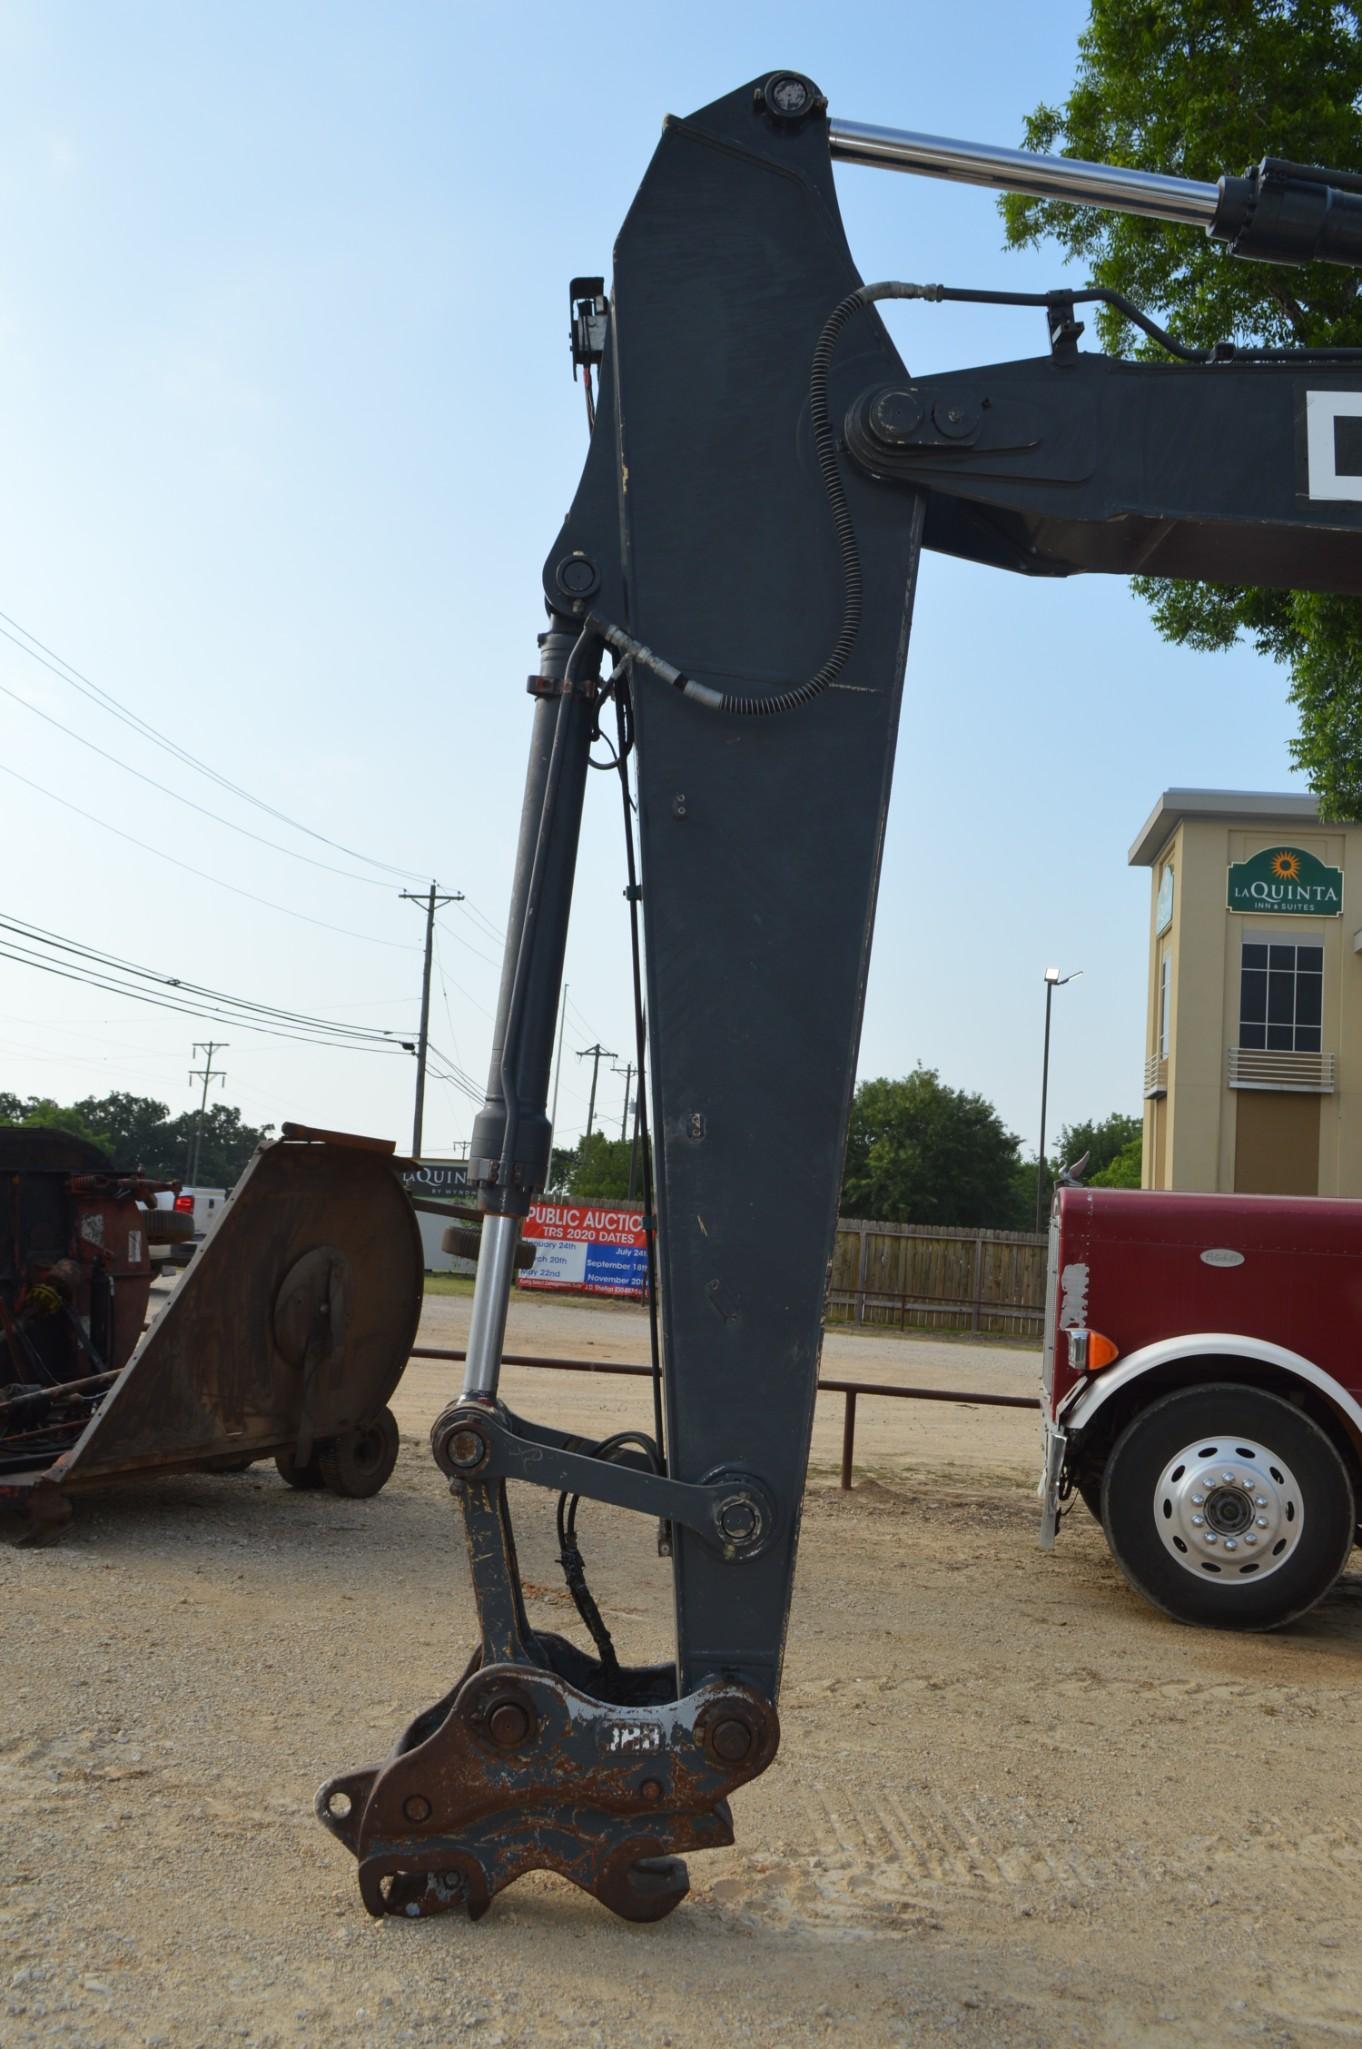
[829,115,1362,271]
[461,1214,521,1398]
[829,117,1220,227]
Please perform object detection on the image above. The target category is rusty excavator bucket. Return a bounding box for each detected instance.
[0,1124,423,1538]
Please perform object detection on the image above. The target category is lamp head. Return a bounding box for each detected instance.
[1043,966,1061,984]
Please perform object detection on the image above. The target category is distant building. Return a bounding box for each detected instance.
[400,1157,472,1272]
[1131,789,1359,1197]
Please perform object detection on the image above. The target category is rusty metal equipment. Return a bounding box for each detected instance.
[0,1122,422,1536]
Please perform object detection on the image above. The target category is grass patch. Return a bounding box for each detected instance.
[421,1272,477,1298]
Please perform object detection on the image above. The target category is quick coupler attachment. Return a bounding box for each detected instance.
[316,1634,779,1923]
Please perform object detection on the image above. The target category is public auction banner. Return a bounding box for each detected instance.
[518,1201,648,1298]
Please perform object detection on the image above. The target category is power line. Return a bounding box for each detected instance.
[425,1037,484,1105]
[0,669,405,891]
[0,607,434,884]
[0,759,420,952]
[0,916,419,1052]
[0,940,414,1051]
[435,915,503,972]
[456,899,506,946]
[0,912,414,1041]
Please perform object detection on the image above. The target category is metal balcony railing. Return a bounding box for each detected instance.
[1227,1046,1336,1093]
[1143,1052,1167,1098]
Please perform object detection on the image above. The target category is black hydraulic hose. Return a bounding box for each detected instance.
[593,281,923,718]
[915,280,1362,364]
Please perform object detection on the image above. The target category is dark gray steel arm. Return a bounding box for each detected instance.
[439,1407,773,1557]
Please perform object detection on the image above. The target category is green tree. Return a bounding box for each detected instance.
[19,1097,101,1144]
[548,1130,637,1201]
[163,1101,273,1186]
[72,1092,173,1168]
[1052,1111,1142,1182]
[0,1090,270,1184]
[841,1068,1027,1228]
[1001,0,1362,815]
[1091,1134,1143,1187]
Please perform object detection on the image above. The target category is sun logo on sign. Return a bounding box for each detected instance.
[1270,850,1302,881]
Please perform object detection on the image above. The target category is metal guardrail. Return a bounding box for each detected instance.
[408,1348,1039,1491]
[826,1287,1044,1331]
[1226,1045,1336,1092]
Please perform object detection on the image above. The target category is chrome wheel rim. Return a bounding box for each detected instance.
[1154,1434,1303,1584]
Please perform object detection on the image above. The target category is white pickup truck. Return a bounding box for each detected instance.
[150,1185,227,1267]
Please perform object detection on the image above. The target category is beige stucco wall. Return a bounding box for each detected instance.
[1141,812,1362,1195]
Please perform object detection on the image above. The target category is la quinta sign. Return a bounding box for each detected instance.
[1227,845,1343,917]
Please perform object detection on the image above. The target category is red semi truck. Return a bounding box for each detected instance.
[1039,1185,1362,1629]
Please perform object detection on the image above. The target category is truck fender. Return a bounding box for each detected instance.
[1060,1332,1362,1460]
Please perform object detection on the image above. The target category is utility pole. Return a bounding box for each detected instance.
[1035,968,1082,1232]
[400,881,463,1159]
[576,1043,617,1137]
[613,1062,635,1142]
[188,1041,228,1187]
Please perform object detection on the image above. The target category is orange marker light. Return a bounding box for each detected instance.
[1086,1331,1120,1372]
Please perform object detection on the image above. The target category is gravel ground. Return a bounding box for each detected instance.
[3,1287,1360,2047]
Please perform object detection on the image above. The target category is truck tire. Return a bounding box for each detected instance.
[275,1447,326,1490]
[1073,1461,1105,1524]
[318,1408,400,1499]
[1101,1382,1355,1630]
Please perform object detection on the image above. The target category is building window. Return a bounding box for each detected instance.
[1239,941,1323,1053]
[1158,953,1170,1059]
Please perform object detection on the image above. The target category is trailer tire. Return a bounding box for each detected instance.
[319,1408,400,1499]
[1101,1382,1355,1630]
[275,1447,326,1490]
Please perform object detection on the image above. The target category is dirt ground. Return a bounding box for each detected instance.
[4,1286,1361,2049]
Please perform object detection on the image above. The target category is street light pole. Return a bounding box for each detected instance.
[1035,968,1081,1234]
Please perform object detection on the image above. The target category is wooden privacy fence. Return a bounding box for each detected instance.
[827,1219,1047,1338]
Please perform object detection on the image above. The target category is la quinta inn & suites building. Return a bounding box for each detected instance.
[1132,789,1362,1198]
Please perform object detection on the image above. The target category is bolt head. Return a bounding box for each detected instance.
[1191,1514,1204,1526]
[1255,1496,1268,1508]
[640,1778,663,1805]
[1191,1494,1204,1506]
[718,1499,758,1542]
[1222,1472,1235,1484]
[487,1700,533,1750]
[1224,1539,1238,1552]
[402,1793,432,1824]
[1245,1534,1257,1546]
[1256,1516,1269,1528]
[710,1717,754,1765]
[448,1427,485,1471]
[1204,1533,1218,1545]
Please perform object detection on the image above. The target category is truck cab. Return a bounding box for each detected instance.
[1040,1184,1362,1627]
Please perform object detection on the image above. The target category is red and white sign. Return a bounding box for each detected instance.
[519,1201,648,1298]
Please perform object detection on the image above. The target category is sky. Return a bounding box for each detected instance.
[0,0,1313,1165]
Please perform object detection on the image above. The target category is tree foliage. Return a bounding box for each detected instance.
[841,1068,1028,1228]
[1052,1111,1142,1181]
[1091,1133,1143,1186]
[1001,0,1362,815]
[548,1131,639,1202]
[0,1091,272,1186]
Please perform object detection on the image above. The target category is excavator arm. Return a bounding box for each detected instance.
[318,71,1362,1922]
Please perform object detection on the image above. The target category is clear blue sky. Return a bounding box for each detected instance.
[0,0,1309,1160]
